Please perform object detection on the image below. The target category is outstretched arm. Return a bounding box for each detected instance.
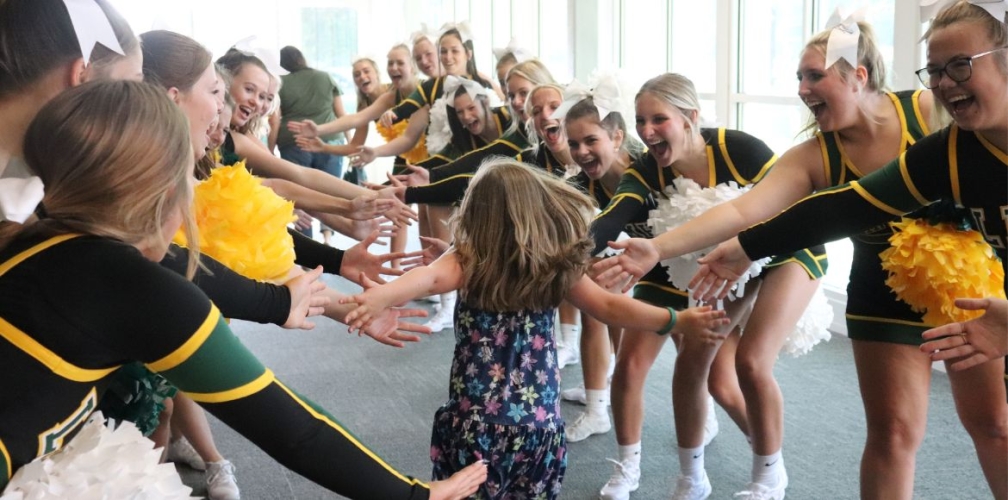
[291,92,397,138]
[342,250,463,331]
[260,177,394,220]
[593,141,823,290]
[356,107,430,165]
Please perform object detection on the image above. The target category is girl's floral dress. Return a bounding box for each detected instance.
[430,301,567,500]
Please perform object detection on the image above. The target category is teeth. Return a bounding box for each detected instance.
[948,95,970,103]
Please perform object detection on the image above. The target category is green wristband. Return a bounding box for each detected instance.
[657,306,677,335]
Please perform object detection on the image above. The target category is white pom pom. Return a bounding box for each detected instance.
[1,412,196,500]
[426,97,452,154]
[781,286,834,357]
[648,177,768,298]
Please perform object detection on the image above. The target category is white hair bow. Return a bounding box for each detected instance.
[232,35,284,76]
[410,23,438,45]
[61,0,124,64]
[0,176,44,224]
[920,0,1007,22]
[492,37,534,63]
[439,21,473,44]
[551,73,623,121]
[442,75,488,102]
[824,7,867,70]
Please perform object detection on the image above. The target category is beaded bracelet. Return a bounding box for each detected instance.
[657,306,677,335]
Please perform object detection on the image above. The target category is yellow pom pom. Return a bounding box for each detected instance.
[173,161,296,282]
[375,120,429,165]
[880,218,1006,326]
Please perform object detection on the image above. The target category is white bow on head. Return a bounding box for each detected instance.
[62,0,124,64]
[410,23,438,46]
[492,37,534,63]
[442,75,488,102]
[824,6,867,70]
[920,0,1007,22]
[232,35,284,76]
[550,73,624,121]
[439,21,473,44]
[0,176,45,224]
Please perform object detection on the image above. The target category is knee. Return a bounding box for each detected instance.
[611,356,652,390]
[734,352,774,390]
[958,406,1008,443]
[159,397,174,423]
[865,414,926,454]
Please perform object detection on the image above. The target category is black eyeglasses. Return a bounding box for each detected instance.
[915,47,1008,89]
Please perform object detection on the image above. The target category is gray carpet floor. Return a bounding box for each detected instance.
[175,271,992,499]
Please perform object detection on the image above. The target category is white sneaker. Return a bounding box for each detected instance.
[561,383,587,404]
[702,396,719,447]
[561,383,613,407]
[566,411,612,442]
[671,471,712,500]
[166,437,205,471]
[598,458,640,500]
[557,344,580,368]
[206,460,240,500]
[424,306,454,332]
[734,467,788,500]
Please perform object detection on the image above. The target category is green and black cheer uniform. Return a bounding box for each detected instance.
[818,90,939,344]
[414,106,514,169]
[566,152,640,213]
[404,124,531,205]
[0,234,431,498]
[737,123,1007,385]
[592,128,824,308]
[517,142,569,178]
[738,123,1007,303]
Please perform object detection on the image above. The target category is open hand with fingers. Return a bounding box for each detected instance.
[590,238,660,293]
[343,274,432,347]
[295,135,326,153]
[690,237,752,301]
[921,297,1008,371]
[281,266,330,330]
[393,164,429,186]
[669,304,731,343]
[341,230,424,285]
[399,236,451,271]
[429,461,488,500]
[287,119,319,139]
[350,146,376,168]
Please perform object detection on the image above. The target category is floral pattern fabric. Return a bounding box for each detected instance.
[430,300,567,499]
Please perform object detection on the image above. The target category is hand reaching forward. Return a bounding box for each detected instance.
[392,164,430,186]
[281,266,329,330]
[287,119,319,139]
[669,305,731,344]
[429,461,488,500]
[345,192,399,221]
[590,238,660,293]
[690,237,753,301]
[379,110,399,129]
[341,274,431,347]
[921,297,1008,371]
[399,236,450,271]
[341,230,424,285]
[351,146,376,167]
[295,135,326,153]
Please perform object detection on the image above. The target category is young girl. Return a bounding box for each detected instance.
[340,159,730,499]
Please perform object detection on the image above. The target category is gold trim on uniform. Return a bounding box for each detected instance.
[147,306,222,372]
[186,369,276,403]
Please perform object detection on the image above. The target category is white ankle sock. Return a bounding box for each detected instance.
[752,450,783,485]
[585,388,609,415]
[440,292,456,310]
[618,442,642,465]
[678,445,704,479]
[560,323,580,347]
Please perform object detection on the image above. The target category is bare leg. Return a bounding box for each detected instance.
[852,340,931,500]
[736,264,819,455]
[708,329,749,437]
[170,393,224,463]
[947,356,1008,500]
[582,313,613,391]
[672,292,756,448]
[151,396,173,453]
[611,329,668,445]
